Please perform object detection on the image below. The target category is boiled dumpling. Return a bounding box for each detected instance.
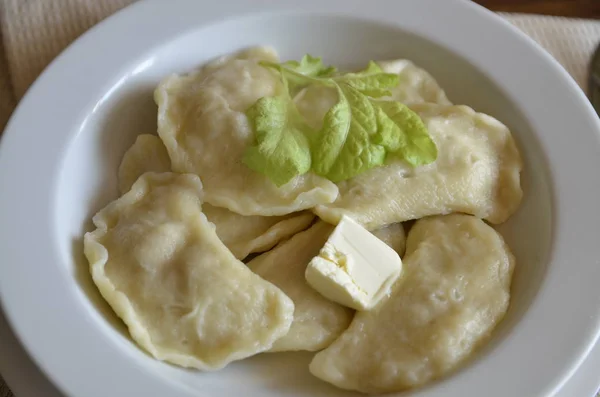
[117,134,315,259]
[293,85,340,130]
[204,205,315,260]
[293,58,450,130]
[371,222,406,257]
[84,172,294,370]
[155,46,339,216]
[314,104,523,229]
[377,59,452,105]
[200,45,281,76]
[247,221,407,352]
[309,214,515,393]
[247,221,352,352]
[118,134,172,194]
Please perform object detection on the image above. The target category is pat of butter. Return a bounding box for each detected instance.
[305,216,402,311]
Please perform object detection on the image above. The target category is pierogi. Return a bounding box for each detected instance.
[84,45,524,393]
[117,134,315,259]
[309,214,515,393]
[377,59,452,105]
[247,221,406,352]
[118,134,172,194]
[247,221,353,352]
[84,172,294,370]
[314,104,523,229]
[371,222,406,257]
[294,59,451,130]
[203,205,315,260]
[200,45,280,76]
[155,47,339,216]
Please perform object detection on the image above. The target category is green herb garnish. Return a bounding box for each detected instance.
[243,55,437,186]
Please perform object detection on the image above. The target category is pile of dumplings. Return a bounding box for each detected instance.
[84,46,522,394]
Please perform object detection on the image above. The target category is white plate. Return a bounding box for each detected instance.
[2,303,598,397]
[1,0,600,396]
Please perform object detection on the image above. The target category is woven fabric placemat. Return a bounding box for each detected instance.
[0,1,599,396]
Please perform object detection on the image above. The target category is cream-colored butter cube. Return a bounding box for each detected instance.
[305,216,402,311]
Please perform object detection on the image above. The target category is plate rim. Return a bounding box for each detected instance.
[1,0,600,396]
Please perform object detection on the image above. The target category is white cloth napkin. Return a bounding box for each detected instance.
[0,1,599,396]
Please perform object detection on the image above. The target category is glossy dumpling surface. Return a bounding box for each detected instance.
[118,134,172,194]
[294,58,450,130]
[117,134,315,259]
[309,214,515,393]
[247,220,407,352]
[204,205,315,260]
[84,172,294,370]
[155,46,338,216]
[371,222,406,257]
[314,104,523,229]
[377,59,452,105]
[247,221,353,352]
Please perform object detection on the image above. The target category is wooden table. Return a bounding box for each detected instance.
[475,0,600,18]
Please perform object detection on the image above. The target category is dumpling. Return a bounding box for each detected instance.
[246,221,407,352]
[155,46,339,216]
[293,58,450,130]
[371,222,406,257]
[204,205,315,260]
[117,134,315,259]
[247,221,353,352]
[293,85,340,130]
[314,104,523,229]
[118,134,172,194]
[377,59,452,105]
[84,172,294,370]
[200,45,280,75]
[309,214,515,393]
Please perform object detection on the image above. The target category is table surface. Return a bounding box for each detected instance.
[476,0,600,18]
